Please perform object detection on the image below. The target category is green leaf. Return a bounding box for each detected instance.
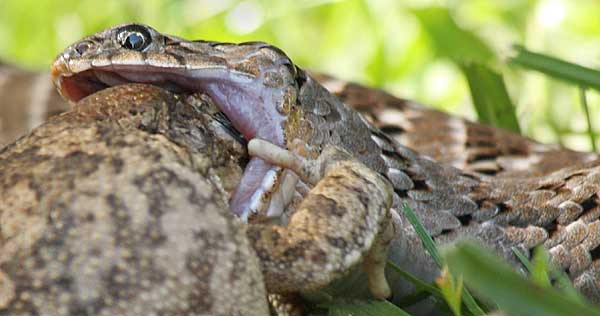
[436,266,464,316]
[461,63,521,133]
[411,7,495,63]
[510,45,600,91]
[444,241,600,316]
[326,300,412,316]
[530,247,552,288]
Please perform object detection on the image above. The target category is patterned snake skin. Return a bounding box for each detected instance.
[2,34,600,307]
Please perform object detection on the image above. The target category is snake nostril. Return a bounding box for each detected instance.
[75,41,93,55]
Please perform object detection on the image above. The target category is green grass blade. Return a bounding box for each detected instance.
[458,285,486,316]
[461,63,521,133]
[444,241,600,316]
[411,6,495,63]
[553,269,586,303]
[327,300,412,316]
[513,247,585,302]
[401,203,486,316]
[436,267,464,316]
[510,45,600,91]
[580,87,597,151]
[511,247,534,273]
[530,247,552,288]
[387,260,442,297]
[402,203,443,266]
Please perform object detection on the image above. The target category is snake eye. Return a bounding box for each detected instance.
[117,25,152,51]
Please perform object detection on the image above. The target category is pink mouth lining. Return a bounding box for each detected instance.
[59,65,291,219]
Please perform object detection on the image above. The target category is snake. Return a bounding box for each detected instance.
[38,22,600,305]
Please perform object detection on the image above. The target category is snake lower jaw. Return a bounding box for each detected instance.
[52,61,302,223]
[232,164,300,222]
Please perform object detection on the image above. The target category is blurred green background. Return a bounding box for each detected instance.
[2,0,600,151]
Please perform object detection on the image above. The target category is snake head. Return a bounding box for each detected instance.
[52,23,305,220]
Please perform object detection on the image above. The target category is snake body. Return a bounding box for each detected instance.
[2,23,600,306]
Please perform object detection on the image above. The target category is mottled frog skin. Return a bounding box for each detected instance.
[0,84,270,316]
[0,83,395,315]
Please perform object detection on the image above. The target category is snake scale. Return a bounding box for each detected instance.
[2,23,600,313]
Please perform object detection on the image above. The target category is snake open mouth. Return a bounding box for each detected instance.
[54,69,190,102]
[52,61,296,221]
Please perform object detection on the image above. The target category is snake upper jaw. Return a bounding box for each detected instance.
[51,23,305,221]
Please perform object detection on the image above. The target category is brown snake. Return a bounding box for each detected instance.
[3,23,600,307]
